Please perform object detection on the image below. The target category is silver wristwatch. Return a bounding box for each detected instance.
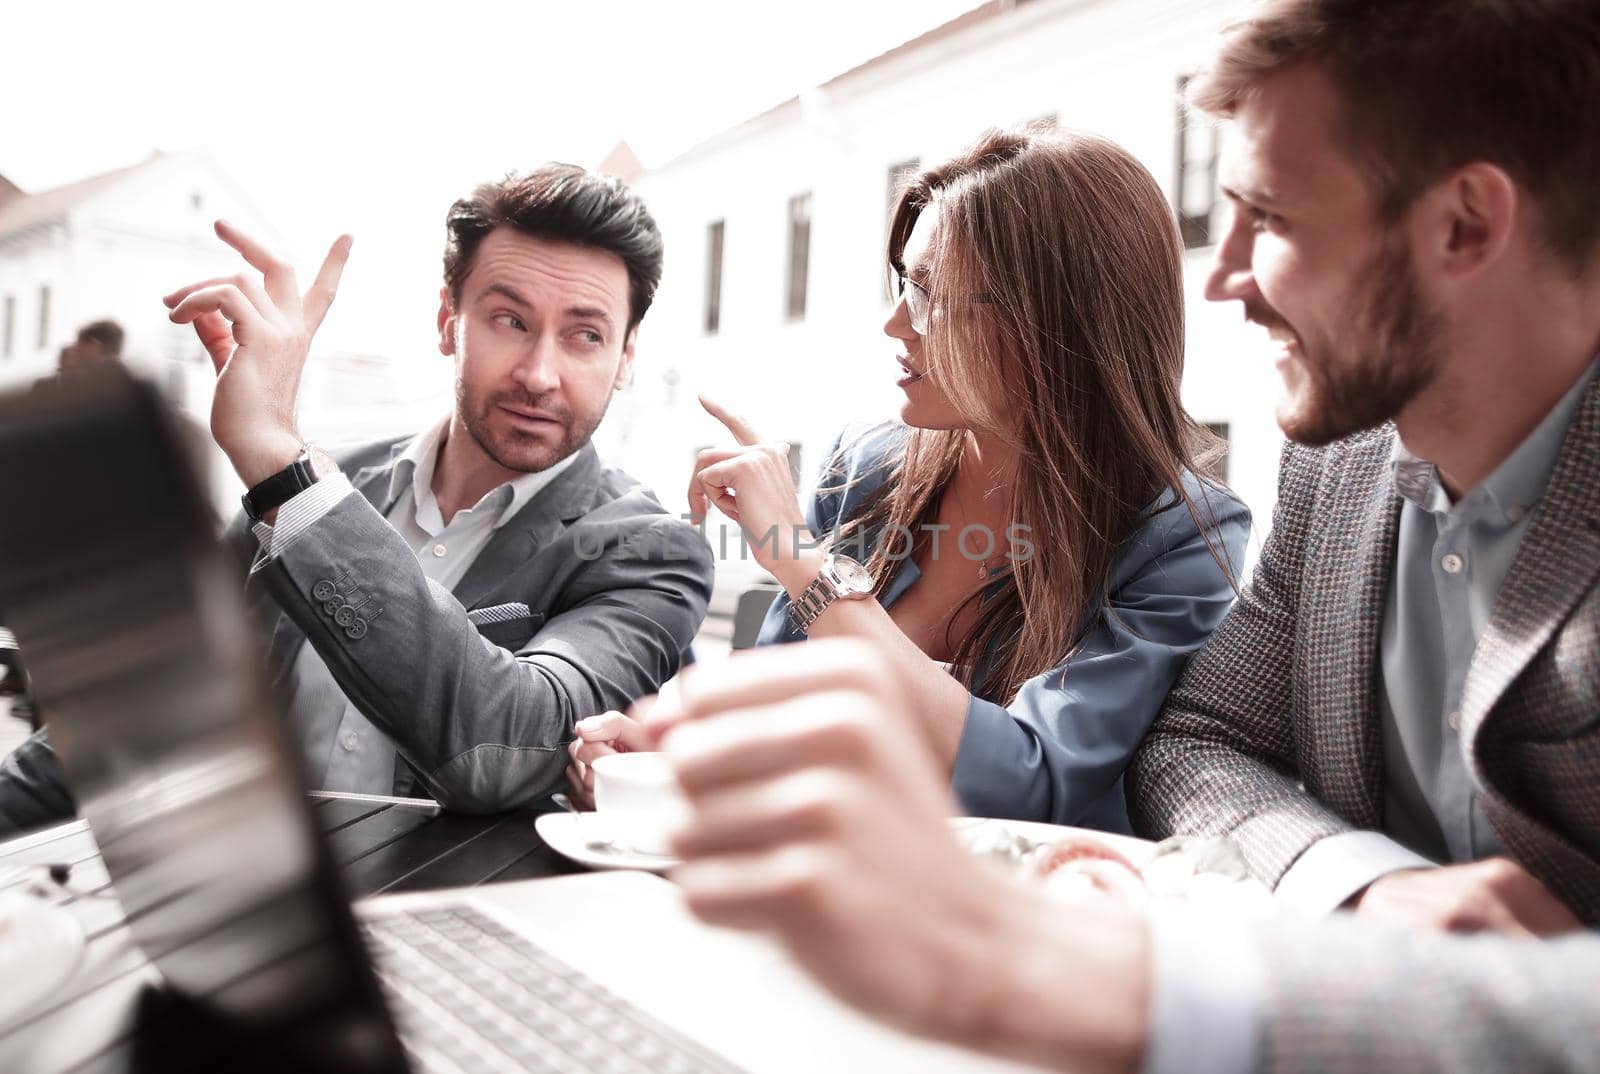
[787,554,874,635]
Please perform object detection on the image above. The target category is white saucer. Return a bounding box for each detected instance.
[0,889,87,1029]
[535,811,682,873]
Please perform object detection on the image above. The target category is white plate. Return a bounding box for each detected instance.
[535,811,682,873]
[950,817,1269,906]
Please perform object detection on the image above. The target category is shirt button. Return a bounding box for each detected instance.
[432,544,447,557]
[341,733,359,751]
[1505,505,1526,523]
[1447,710,1463,732]
[1440,552,1465,574]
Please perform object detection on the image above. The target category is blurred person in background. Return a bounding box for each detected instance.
[58,319,125,374]
[0,165,714,832]
[570,128,1250,831]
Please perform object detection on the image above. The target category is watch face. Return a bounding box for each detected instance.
[830,555,874,594]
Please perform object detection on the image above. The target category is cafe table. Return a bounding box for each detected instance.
[0,791,581,1072]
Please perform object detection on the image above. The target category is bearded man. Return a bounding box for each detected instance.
[1127,0,1600,937]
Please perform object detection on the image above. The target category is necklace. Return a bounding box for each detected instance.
[948,471,1011,580]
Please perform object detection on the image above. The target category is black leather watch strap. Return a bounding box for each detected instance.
[241,454,317,523]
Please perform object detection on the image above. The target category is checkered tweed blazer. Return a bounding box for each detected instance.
[1128,373,1600,925]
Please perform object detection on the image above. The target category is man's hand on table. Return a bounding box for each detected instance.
[163,220,353,488]
[644,640,1149,1073]
[1352,857,1583,937]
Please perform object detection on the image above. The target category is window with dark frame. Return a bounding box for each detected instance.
[1204,422,1232,484]
[785,192,812,321]
[704,220,725,335]
[1175,74,1221,249]
[2,295,13,360]
[36,285,50,351]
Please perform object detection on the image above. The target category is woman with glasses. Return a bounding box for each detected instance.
[568,127,1250,832]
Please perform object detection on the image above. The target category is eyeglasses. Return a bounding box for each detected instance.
[894,272,934,334]
[894,272,994,335]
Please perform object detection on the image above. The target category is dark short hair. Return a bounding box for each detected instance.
[1191,0,1600,275]
[75,319,124,356]
[443,165,664,332]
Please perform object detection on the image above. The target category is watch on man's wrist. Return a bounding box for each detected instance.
[787,553,874,635]
[241,444,338,523]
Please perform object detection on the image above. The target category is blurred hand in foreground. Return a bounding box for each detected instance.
[645,640,1149,1073]
[1353,858,1583,938]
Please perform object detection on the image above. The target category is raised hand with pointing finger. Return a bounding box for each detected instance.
[163,219,353,490]
[688,395,820,588]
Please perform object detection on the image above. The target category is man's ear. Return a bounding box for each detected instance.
[437,286,457,356]
[1420,163,1518,280]
[614,325,638,390]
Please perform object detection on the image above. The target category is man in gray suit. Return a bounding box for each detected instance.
[613,2,1600,1072]
[0,165,713,826]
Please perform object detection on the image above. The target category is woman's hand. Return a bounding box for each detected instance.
[564,706,655,810]
[689,396,817,586]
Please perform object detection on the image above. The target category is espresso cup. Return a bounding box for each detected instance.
[590,751,688,856]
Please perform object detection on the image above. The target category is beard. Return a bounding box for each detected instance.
[456,381,610,474]
[1263,236,1446,447]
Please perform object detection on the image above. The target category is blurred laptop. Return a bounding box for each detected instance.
[0,370,1038,1074]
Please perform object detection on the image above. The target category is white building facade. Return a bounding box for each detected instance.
[0,151,288,399]
[0,151,441,513]
[607,0,1283,586]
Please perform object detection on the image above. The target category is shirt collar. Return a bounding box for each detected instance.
[1390,355,1598,517]
[389,417,584,532]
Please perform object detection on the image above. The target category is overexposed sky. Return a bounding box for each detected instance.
[5,0,981,357]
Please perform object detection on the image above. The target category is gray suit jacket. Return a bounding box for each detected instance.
[0,435,714,830]
[1128,372,1600,924]
[235,435,715,812]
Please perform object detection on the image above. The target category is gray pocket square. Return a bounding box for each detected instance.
[468,603,544,651]
[468,602,533,626]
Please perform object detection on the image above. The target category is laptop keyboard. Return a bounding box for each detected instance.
[363,904,749,1074]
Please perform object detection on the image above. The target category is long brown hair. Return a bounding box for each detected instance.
[834,127,1231,705]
